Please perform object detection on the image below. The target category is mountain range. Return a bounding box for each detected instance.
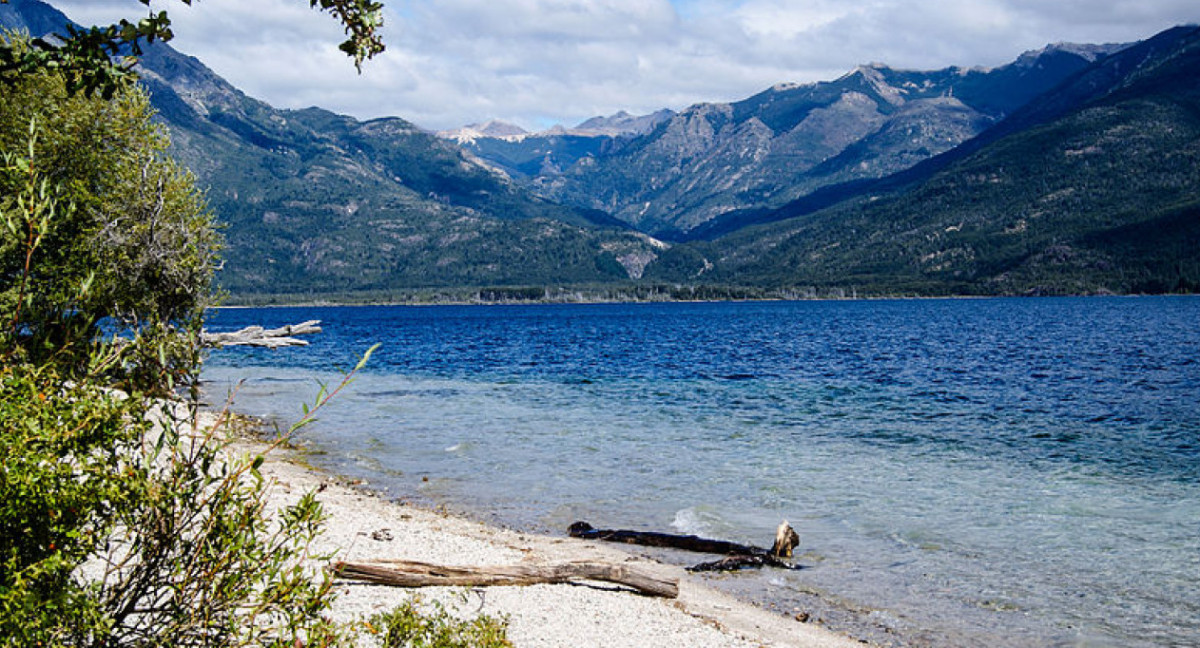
[436,110,675,183]
[3,0,1198,299]
[2,0,667,299]
[455,44,1125,239]
[691,25,1200,296]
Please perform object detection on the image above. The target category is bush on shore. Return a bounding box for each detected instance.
[1,30,508,648]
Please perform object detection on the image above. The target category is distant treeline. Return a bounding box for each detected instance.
[220,283,848,306]
[218,279,1200,308]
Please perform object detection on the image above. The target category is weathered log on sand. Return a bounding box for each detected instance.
[201,320,322,348]
[333,560,679,598]
[569,520,800,572]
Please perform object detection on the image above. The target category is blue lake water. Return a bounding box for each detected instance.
[201,297,1200,647]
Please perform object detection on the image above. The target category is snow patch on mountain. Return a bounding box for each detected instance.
[438,110,675,144]
[438,120,530,144]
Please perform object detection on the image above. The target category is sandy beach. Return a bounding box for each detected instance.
[224,429,865,648]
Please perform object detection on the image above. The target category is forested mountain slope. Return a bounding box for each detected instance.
[3,0,664,298]
[654,26,1200,296]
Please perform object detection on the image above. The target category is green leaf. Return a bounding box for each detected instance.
[355,343,381,371]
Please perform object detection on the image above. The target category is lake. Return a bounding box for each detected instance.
[201,297,1200,647]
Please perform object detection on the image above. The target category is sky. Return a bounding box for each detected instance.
[50,0,1199,132]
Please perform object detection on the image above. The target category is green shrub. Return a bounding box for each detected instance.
[0,355,346,647]
[368,596,512,648]
[0,361,145,646]
[0,350,514,648]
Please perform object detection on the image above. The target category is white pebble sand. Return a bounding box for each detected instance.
[221,424,865,648]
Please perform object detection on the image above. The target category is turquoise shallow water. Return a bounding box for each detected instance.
[202,297,1200,647]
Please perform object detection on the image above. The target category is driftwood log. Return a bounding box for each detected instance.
[201,320,322,348]
[569,520,800,572]
[333,559,678,598]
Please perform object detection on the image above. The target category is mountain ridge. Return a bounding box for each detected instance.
[3,0,668,295]
[5,1,1195,298]
[438,109,676,145]
[651,25,1200,296]
[508,43,1126,238]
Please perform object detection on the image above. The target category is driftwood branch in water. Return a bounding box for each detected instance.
[568,520,800,572]
[201,320,322,348]
[688,553,789,572]
[333,560,678,598]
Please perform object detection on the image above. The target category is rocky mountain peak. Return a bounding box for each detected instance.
[851,64,907,106]
[1014,41,1127,68]
[571,109,675,136]
[473,120,529,138]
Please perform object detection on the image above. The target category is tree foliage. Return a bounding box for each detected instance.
[0,33,220,388]
[0,0,385,98]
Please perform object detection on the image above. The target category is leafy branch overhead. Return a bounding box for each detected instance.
[0,0,385,97]
[310,0,387,66]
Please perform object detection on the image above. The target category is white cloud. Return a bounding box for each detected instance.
[730,0,853,38]
[49,0,1200,131]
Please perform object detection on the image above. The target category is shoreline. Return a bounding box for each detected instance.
[209,292,1185,312]
[226,422,865,647]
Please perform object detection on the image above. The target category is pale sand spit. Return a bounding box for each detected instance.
[221,428,866,648]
